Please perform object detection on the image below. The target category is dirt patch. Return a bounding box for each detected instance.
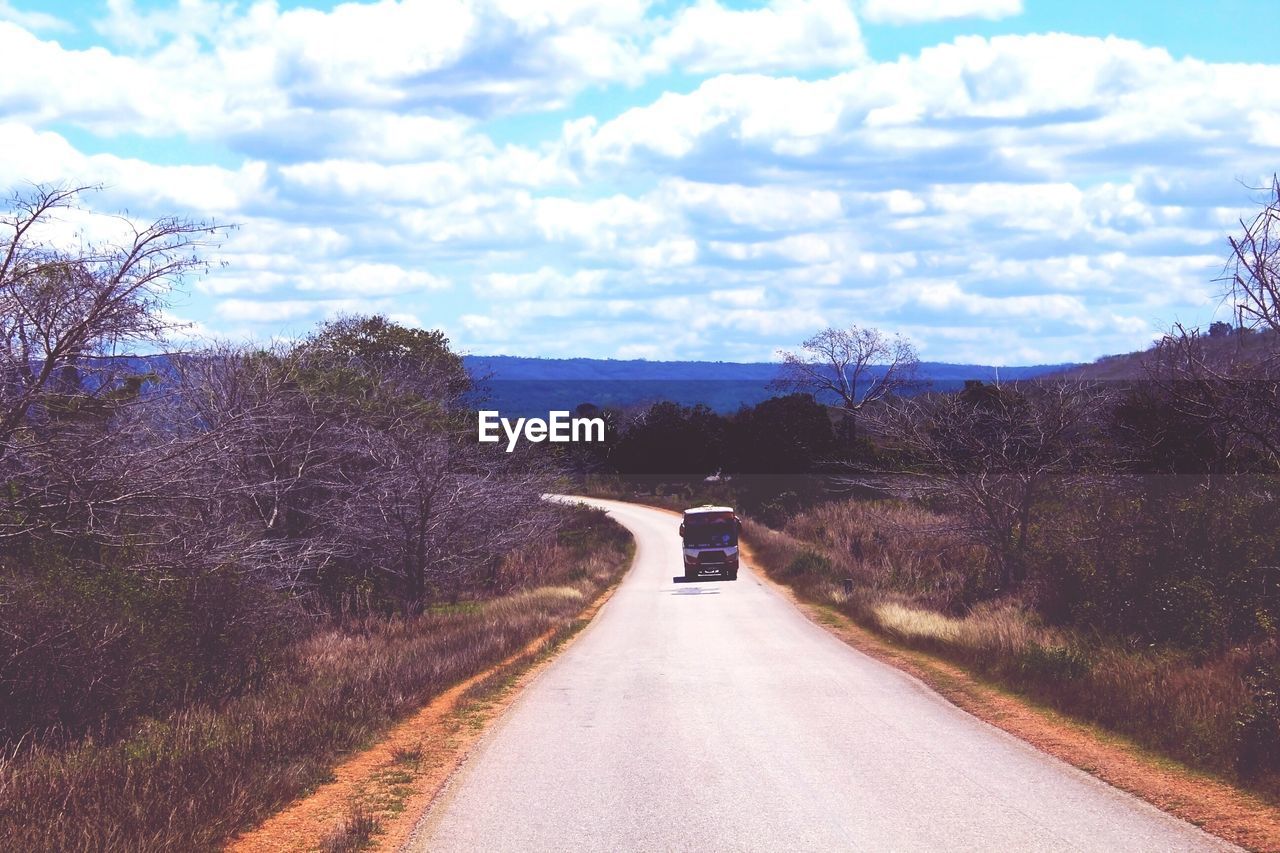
[739,539,1280,853]
[227,581,624,853]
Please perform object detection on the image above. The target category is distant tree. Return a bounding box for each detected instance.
[297,313,471,401]
[1109,382,1228,474]
[183,318,551,612]
[727,393,836,474]
[1208,320,1233,338]
[774,326,919,420]
[610,401,725,476]
[1149,327,1280,469]
[553,402,617,475]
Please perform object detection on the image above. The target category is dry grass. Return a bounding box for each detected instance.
[871,601,1049,659]
[0,507,633,852]
[783,499,990,611]
[320,804,380,853]
[873,602,966,643]
[746,498,1278,798]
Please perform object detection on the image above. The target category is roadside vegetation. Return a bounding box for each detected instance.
[0,505,630,851]
[0,185,633,850]
[744,506,1275,794]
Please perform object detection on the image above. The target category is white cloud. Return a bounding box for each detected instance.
[0,0,653,154]
[0,123,87,186]
[215,296,386,324]
[479,267,607,298]
[235,111,479,163]
[883,190,926,214]
[860,0,1022,25]
[0,23,157,128]
[659,179,843,230]
[571,33,1280,184]
[87,0,653,122]
[0,122,270,219]
[651,0,865,74]
[460,313,506,337]
[296,263,451,295]
[2,5,1272,364]
[625,237,700,268]
[710,287,767,307]
[533,195,670,251]
[615,342,667,359]
[0,1,70,32]
[277,145,571,206]
[912,279,1090,322]
[95,0,233,49]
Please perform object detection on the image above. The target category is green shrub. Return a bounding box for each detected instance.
[1017,642,1092,681]
[1031,477,1280,652]
[785,550,832,579]
[0,553,296,745]
[1236,650,1280,780]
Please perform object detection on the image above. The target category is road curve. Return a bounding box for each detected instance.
[407,497,1235,852]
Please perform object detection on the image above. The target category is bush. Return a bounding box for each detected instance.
[1030,477,1280,652]
[1236,648,1280,781]
[0,557,294,744]
[784,498,992,612]
[785,550,832,579]
[1017,642,1092,681]
[745,501,1275,794]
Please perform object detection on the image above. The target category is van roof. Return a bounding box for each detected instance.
[684,505,735,515]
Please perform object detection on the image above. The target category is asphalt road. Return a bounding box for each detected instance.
[408,497,1236,852]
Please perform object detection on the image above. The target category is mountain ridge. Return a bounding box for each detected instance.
[462,355,1074,382]
[462,355,1078,415]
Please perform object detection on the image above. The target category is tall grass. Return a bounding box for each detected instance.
[783,499,991,611]
[0,507,632,852]
[745,501,1278,797]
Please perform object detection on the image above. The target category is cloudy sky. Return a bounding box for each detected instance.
[4,0,1280,364]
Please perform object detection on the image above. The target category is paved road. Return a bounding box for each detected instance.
[408,498,1235,852]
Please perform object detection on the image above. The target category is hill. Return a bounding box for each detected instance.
[1056,329,1279,381]
[462,356,1074,415]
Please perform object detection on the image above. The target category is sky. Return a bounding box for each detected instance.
[4,1,1280,365]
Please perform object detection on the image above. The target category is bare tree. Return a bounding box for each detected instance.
[1147,179,1280,470]
[334,417,553,609]
[0,184,570,740]
[1146,328,1271,464]
[0,184,221,460]
[166,344,353,593]
[1223,175,1280,336]
[172,318,559,613]
[861,380,1106,592]
[774,326,919,414]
